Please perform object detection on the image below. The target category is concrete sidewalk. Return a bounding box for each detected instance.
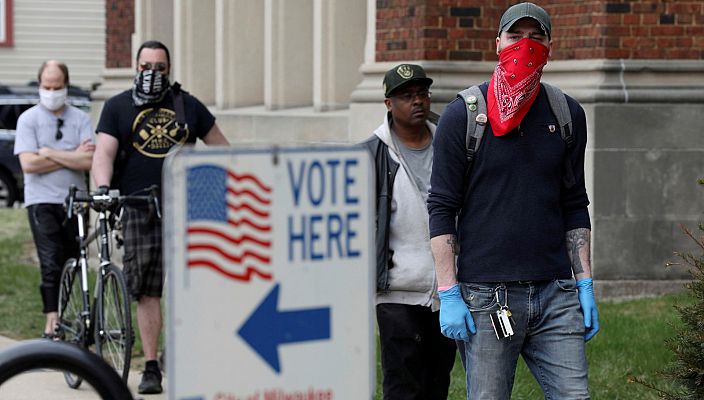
[0,335,167,399]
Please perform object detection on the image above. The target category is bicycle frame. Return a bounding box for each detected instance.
[72,202,93,345]
[71,192,116,344]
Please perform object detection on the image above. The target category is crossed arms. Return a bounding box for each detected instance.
[18,139,95,174]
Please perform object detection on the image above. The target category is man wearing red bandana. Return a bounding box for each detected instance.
[428,3,598,399]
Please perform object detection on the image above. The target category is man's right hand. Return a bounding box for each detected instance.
[438,284,475,341]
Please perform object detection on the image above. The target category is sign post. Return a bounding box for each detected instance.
[163,145,375,400]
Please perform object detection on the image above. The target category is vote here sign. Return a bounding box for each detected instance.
[163,145,375,400]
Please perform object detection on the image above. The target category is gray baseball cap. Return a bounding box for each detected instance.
[498,2,551,39]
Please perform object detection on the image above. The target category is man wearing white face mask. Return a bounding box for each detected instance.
[14,60,94,340]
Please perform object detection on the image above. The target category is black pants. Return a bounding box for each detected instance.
[27,204,79,313]
[376,303,457,400]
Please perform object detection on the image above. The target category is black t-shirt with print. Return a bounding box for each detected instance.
[96,89,215,196]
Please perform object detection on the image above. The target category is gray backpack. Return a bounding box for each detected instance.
[457,83,576,188]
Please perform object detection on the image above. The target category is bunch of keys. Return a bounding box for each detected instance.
[490,290,515,340]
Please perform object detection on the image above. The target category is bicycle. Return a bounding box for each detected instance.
[56,184,160,389]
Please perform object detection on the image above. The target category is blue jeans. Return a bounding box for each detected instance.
[457,280,590,400]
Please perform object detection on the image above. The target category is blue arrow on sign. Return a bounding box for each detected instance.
[237,283,331,373]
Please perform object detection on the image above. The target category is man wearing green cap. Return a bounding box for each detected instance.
[363,64,456,400]
[428,2,598,399]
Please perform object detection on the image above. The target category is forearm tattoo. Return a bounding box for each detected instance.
[447,235,459,255]
[566,228,590,274]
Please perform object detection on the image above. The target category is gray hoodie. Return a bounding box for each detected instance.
[372,113,439,311]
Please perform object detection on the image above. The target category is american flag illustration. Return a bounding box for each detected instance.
[186,164,273,282]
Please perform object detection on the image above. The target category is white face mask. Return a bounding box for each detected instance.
[39,88,68,111]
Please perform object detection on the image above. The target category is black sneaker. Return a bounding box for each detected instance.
[138,368,163,394]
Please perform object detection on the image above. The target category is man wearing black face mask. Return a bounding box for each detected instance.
[93,40,229,395]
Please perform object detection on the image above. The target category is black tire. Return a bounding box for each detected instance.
[0,169,18,207]
[95,264,132,383]
[0,339,133,400]
[57,258,85,389]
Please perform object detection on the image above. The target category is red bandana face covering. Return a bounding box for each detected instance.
[488,38,549,136]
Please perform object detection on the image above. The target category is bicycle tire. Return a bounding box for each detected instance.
[0,339,133,400]
[95,263,133,383]
[57,258,85,389]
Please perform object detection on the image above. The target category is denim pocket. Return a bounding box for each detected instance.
[459,283,499,312]
[554,278,577,292]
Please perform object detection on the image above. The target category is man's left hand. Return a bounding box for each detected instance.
[576,278,600,341]
[77,139,96,153]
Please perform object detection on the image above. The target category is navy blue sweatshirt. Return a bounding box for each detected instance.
[428,83,591,282]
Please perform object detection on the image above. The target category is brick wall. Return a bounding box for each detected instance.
[376,0,508,61]
[551,0,704,59]
[376,0,704,62]
[106,0,135,68]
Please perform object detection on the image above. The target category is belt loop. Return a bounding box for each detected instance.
[495,283,508,306]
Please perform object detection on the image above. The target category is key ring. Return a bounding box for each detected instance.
[494,284,509,310]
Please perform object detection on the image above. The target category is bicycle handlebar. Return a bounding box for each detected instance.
[65,185,161,220]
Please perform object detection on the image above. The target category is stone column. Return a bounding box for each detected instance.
[215,0,265,109]
[173,0,215,104]
[264,0,313,110]
[312,0,365,112]
[133,0,174,62]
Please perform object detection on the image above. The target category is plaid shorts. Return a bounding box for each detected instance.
[121,206,163,299]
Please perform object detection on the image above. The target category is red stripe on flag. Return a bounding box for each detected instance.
[187,259,273,281]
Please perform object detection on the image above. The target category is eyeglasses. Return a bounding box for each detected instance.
[139,62,168,72]
[392,90,431,102]
[55,118,63,141]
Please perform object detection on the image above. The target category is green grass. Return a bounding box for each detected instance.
[510,293,689,399]
[0,208,692,398]
[0,208,147,364]
[373,291,690,399]
[0,208,45,339]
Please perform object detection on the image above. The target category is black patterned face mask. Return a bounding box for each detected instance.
[132,69,170,106]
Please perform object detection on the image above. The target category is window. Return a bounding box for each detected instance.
[0,0,13,48]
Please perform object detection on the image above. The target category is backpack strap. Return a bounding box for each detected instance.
[427,110,441,125]
[171,82,188,135]
[456,83,577,193]
[542,82,576,188]
[457,85,487,181]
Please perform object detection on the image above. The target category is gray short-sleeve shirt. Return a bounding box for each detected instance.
[14,104,93,206]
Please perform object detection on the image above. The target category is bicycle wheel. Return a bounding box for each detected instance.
[56,258,84,389]
[95,263,133,383]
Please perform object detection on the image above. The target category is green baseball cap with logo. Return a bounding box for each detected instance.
[383,64,433,98]
[498,2,552,39]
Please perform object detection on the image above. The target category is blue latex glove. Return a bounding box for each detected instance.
[438,284,475,341]
[576,278,600,341]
